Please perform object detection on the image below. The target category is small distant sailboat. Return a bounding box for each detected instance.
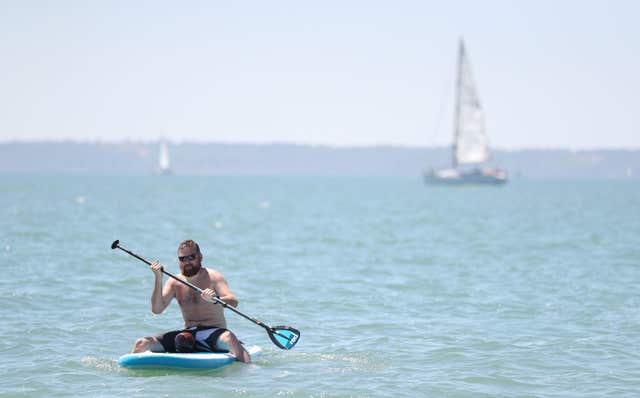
[424,39,507,185]
[157,140,172,175]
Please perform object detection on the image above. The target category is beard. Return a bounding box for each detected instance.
[182,263,201,277]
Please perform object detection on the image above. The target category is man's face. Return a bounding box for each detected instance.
[178,247,201,277]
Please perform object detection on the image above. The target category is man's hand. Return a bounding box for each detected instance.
[150,260,164,277]
[201,288,221,304]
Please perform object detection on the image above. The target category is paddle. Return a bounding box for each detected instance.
[111,240,300,350]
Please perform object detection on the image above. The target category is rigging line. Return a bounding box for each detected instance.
[429,57,455,148]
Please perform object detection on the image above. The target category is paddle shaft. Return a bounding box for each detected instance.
[113,241,280,334]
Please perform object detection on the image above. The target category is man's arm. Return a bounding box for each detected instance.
[150,260,175,314]
[203,269,238,308]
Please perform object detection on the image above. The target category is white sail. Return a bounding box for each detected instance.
[158,141,171,174]
[424,40,507,185]
[454,41,490,165]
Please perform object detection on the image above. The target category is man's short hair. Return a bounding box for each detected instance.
[178,239,200,253]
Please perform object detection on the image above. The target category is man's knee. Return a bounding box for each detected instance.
[219,331,241,345]
[132,337,151,352]
[132,336,161,353]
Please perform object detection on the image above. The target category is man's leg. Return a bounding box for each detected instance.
[131,336,165,353]
[216,331,251,362]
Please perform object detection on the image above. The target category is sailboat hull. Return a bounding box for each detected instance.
[424,167,507,185]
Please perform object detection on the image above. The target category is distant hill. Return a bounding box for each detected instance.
[0,141,638,179]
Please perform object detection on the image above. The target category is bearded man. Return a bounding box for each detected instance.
[130,240,250,362]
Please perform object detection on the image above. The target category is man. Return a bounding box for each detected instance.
[130,239,250,362]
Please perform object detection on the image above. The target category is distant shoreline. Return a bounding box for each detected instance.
[0,141,638,179]
[0,139,638,152]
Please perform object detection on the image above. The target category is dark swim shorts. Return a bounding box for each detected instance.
[155,326,228,353]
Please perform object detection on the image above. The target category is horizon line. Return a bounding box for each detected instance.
[0,138,639,152]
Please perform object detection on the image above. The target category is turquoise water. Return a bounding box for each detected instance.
[1,174,639,397]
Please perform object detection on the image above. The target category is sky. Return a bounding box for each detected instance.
[0,0,638,149]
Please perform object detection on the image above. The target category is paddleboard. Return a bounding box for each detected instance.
[118,345,261,370]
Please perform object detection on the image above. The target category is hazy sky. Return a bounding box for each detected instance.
[1,1,638,149]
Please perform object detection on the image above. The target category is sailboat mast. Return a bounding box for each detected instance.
[452,39,464,168]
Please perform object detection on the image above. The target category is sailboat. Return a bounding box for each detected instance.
[424,40,507,185]
[157,140,172,175]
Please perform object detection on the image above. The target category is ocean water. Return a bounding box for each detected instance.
[0,174,638,397]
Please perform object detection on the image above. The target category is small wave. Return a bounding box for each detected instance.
[81,356,120,372]
[4,290,33,299]
[286,351,390,372]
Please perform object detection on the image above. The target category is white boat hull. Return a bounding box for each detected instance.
[424,167,507,185]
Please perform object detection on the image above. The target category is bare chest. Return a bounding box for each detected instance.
[175,286,203,306]
[172,277,226,328]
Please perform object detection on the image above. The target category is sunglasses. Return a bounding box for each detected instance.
[178,252,198,262]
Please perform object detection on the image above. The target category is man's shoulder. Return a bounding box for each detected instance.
[165,277,176,286]
[165,275,183,287]
[204,267,224,279]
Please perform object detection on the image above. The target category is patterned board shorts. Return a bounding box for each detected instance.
[155,326,228,353]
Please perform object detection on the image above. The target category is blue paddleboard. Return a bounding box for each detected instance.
[118,345,261,370]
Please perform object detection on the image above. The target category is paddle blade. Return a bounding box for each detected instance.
[268,326,300,350]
